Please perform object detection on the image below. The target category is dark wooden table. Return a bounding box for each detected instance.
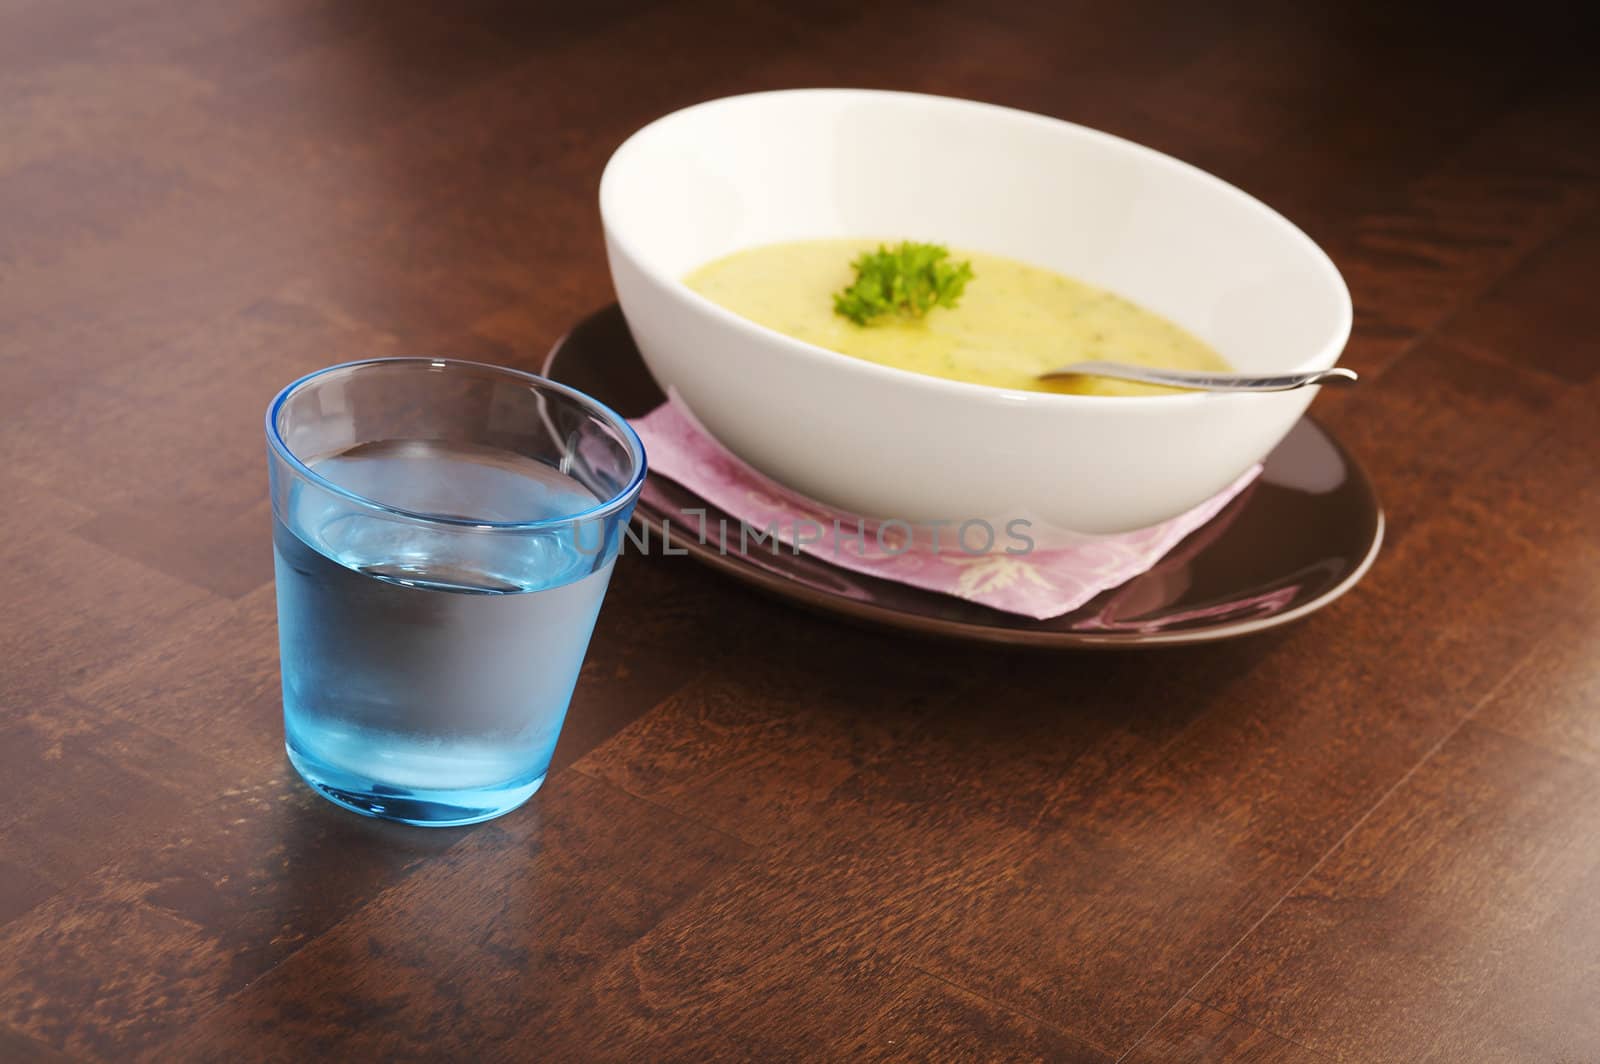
[3,2,1597,1060]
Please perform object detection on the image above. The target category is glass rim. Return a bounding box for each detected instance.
[265,357,648,532]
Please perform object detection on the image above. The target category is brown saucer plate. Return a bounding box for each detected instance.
[544,305,1383,647]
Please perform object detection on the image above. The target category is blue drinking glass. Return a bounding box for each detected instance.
[265,358,646,826]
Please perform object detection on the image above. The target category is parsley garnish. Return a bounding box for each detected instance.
[832,241,975,326]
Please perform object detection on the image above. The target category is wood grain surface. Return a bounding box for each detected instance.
[2,1,1597,1060]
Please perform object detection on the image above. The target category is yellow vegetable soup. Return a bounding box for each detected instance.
[685,239,1233,396]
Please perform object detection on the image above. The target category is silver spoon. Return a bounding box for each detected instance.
[1038,361,1359,393]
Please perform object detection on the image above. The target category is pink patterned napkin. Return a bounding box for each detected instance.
[630,398,1259,620]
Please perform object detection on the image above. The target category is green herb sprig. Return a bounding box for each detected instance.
[832,241,975,326]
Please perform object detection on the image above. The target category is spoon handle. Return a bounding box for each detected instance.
[1040,362,1359,393]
